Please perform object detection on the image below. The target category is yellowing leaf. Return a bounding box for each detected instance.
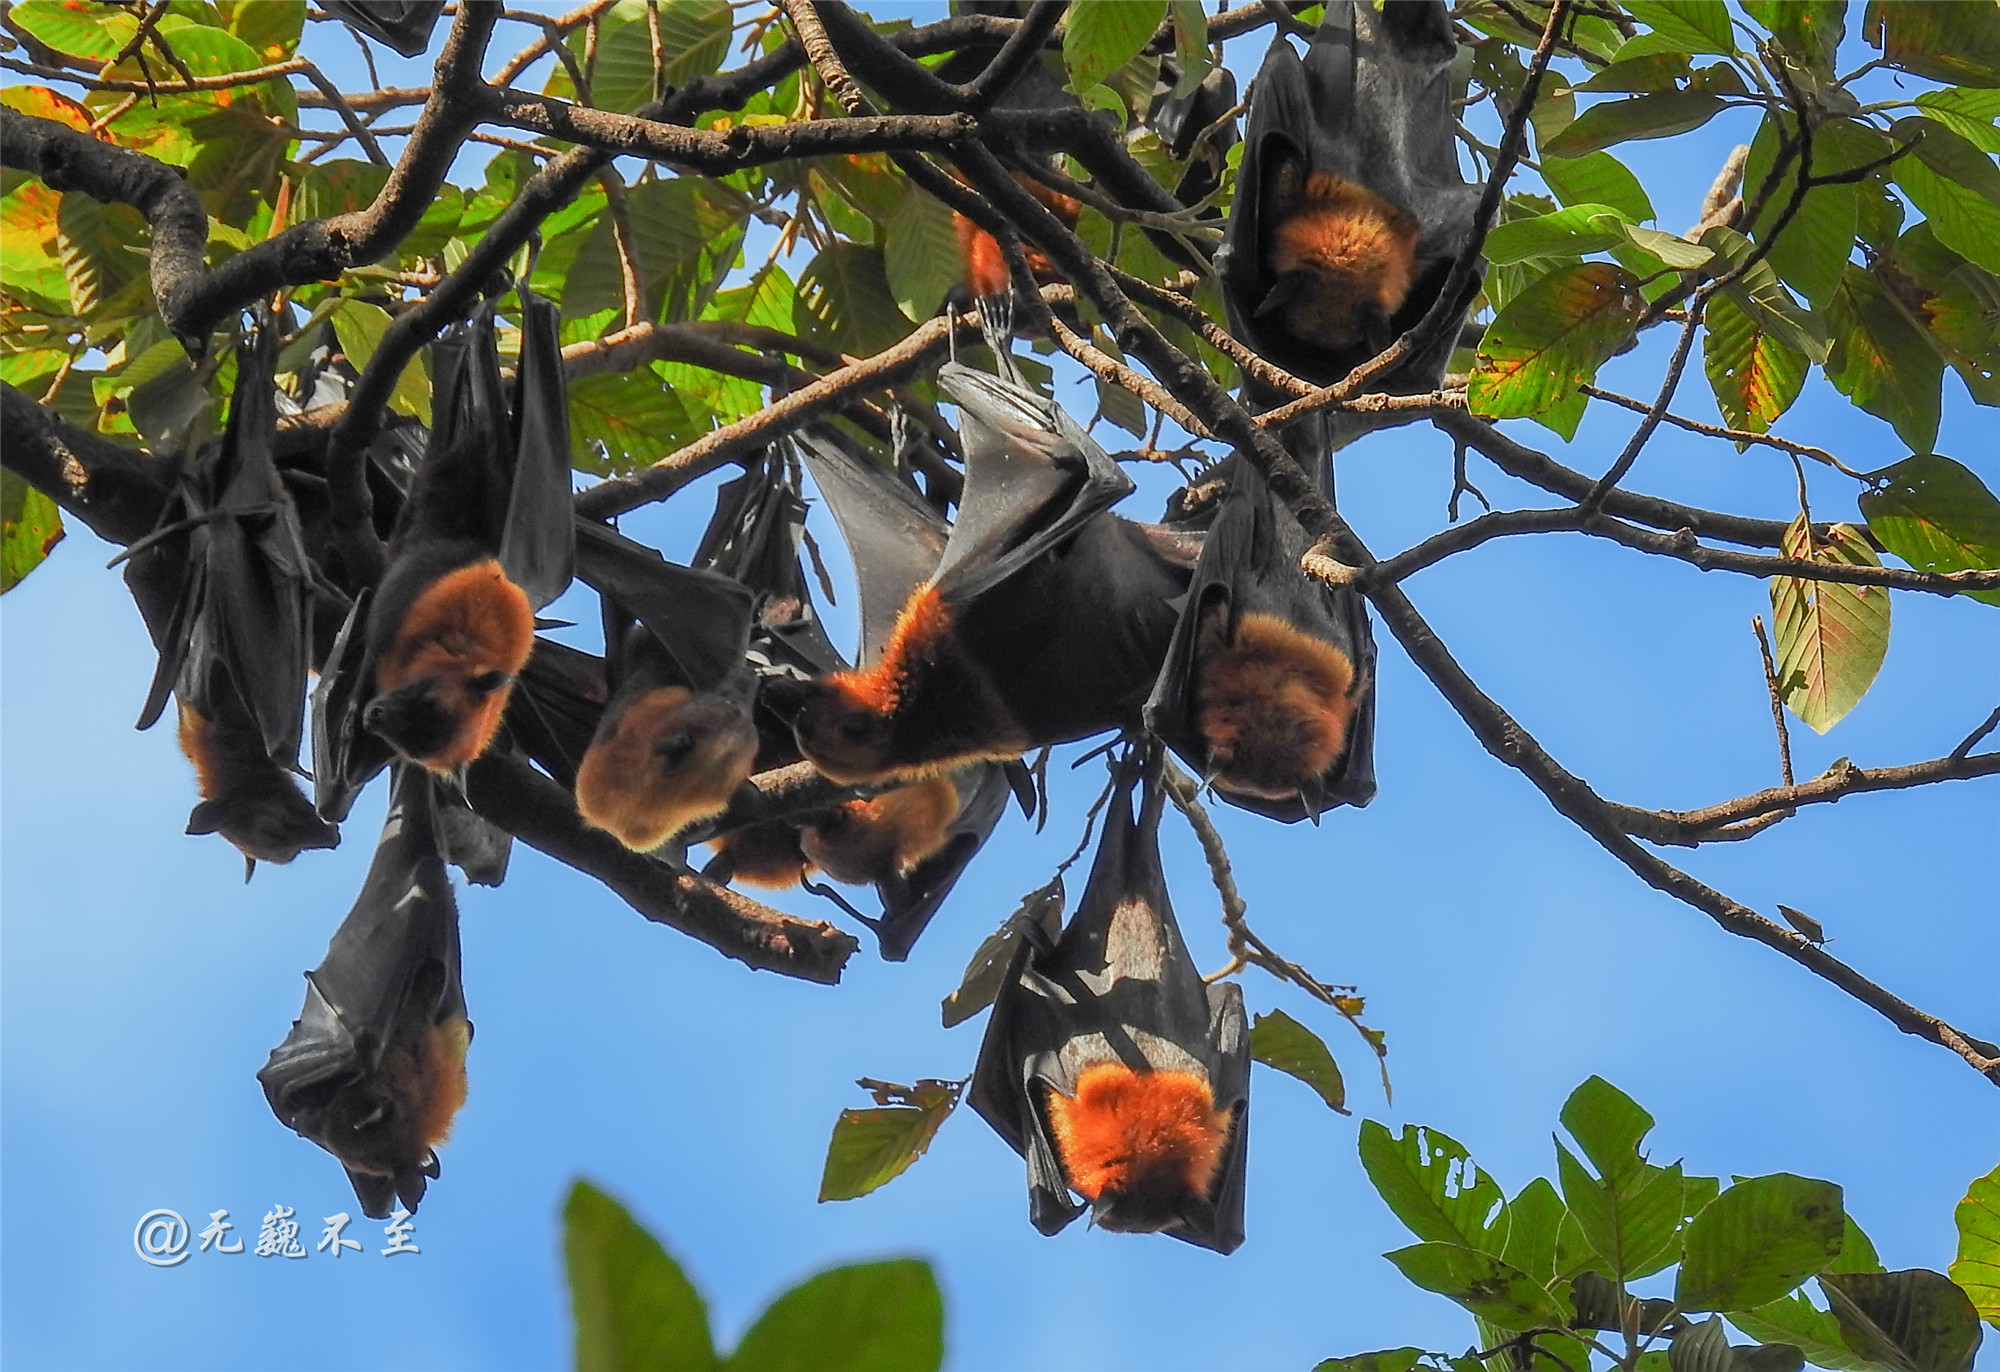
[1860,453,2000,608]
[1770,515,1891,733]
[1470,262,1643,418]
[1951,1163,2000,1331]
[1703,290,1807,433]
[1,468,65,593]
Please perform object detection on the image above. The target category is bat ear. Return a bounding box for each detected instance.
[1254,272,1309,319]
[186,800,227,836]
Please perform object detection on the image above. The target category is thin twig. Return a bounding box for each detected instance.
[1580,384,1868,480]
[1752,615,1795,789]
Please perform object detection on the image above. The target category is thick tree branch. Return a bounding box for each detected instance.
[0,383,176,546]
[464,751,858,983]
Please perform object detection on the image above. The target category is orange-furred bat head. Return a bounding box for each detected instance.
[801,773,961,886]
[1195,607,1356,801]
[1260,165,1421,356]
[178,703,340,866]
[1045,1062,1232,1233]
[575,685,760,851]
[365,559,535,773]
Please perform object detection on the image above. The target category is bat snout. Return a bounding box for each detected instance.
[364,684,458,763]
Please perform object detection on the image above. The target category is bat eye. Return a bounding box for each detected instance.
[653,732,695,766]
[466,670,511,697]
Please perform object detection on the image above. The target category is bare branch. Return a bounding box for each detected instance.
[0,382,176,546]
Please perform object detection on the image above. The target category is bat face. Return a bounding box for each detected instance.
[1259,168,1422,357]
[576,683,760,851]
[260,767,470,1219]
[971,749,1249,1252]
[800,773,962,886]
[178,703,340,865]
[1192,606,1358,801]
[365,558,535,772]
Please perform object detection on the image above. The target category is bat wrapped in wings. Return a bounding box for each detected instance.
[259,763,470,1218]
[971,744,1249,1252]
[1217,0,1483,398]
[318,1,447,59]
[119,308,336,876]
[733,434,1023,961]
[779,364,1199,788]
[315,284,575,819]
[570,519,760,854]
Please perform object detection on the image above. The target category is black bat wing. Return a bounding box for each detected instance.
[930,363,1134,604]
[574,520,754,696]
[866,762,1016,963]
[311,589,392,822]
[501,636,608,791]
[498,284,576,611]
[972,748,1244,1248]
[1145,455,1377,822]
[695,453,847,676]
[259,764,467,1218]
[319,0,447,59]
[790,429,948,665]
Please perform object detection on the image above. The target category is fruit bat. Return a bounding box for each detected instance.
[1217,0,1483,397]
[781,365,1198,787]
[259,763,470,1219]
[118,309,334,875]
[728,434,1024,960]
[971,745,1248,1252]
[1145,452,1377,821]
[1147,62,1242,209]
[319,285,575,812]
[319,0,447,59]
[571,519,760,853]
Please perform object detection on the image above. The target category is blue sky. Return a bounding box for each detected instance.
[3,6,1997,1371]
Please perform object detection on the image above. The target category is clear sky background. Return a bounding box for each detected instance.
[3,6,1996,1371]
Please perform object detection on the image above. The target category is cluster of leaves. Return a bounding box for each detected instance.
[1319,1077,1998,1372]
[565,1179,943,1372]
[1454,0,2000,733]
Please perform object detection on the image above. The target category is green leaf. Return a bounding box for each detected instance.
[330,301,429,424]
[818,1081,962,1203]
[1743,116,1883,310]
[1557,1141,1686,1281]
[1469,262,1643,419]
[9,0,139,61]
[1744,0,1845,78]
[565,1179,718,1372]
[1858,454,2000,607]
[1819,1270,1984,1372]
[567,368,708,474]
[882,190,960,323]
[1882,222,2000,406]
[1621,224,1716,269]
[0,468,64,594]
[1574,53,1694,93]
[726,1260,943,1372]
[1357,1121,1506,1254]
[1826,263,1944,450]
[1618,1,1740,58]
[1950,1164,2000,1331]
[1703,226,1831,364]
[1064,0,1166,96]
[1541,93,1728,160]
[1770,516,1892,733]
[1914,89,2000,156]
[1,183,73,315]
[1678,1174,1846,1312]
[1484,203,1634,265]
[1249,1010,1348,1114]
[1864,1,2000,89]
[560,0,732,113]
[565,179,744,323]
[1703,289,1808,433]
[55,195,148,317]
[1383,1243,1568,1333]
[1169,0,1211,96]
[1672,1317,1764,1372]
[1541,150,1658,223]
[1730,1294,1889,1372]
[220,0,305,63]
[1560,1076,1655,1188]
[1500,1177,1595,1287]
[1891,118,2000,275]
[1312,1350,1428,1372]
[795,242,911,359]
[295,159,391,222]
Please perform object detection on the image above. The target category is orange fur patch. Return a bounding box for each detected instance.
[576,685,760,851]
[374,559,535,770]
[708,822,812,889]
[177,704,229,799]
[1196,608,1355,800]
[840,585,952,714]
[801,774,960,885]
[416,1015,471,1149]
[1268,172,1421,351]
[1045,1063,1230,1204]
[955,175,1081,299]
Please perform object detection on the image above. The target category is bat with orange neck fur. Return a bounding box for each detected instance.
[259,763,471,1219]
[320,285,575,812]
[780,367,1197,788]
[1145,450,1377,822]
[970,744,1249,1251]
[1217,0,1482,398]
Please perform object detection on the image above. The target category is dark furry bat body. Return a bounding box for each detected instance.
[972,746,1249,1252]
[319,1,447,59]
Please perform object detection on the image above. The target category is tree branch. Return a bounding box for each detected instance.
[0,383,176,546]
